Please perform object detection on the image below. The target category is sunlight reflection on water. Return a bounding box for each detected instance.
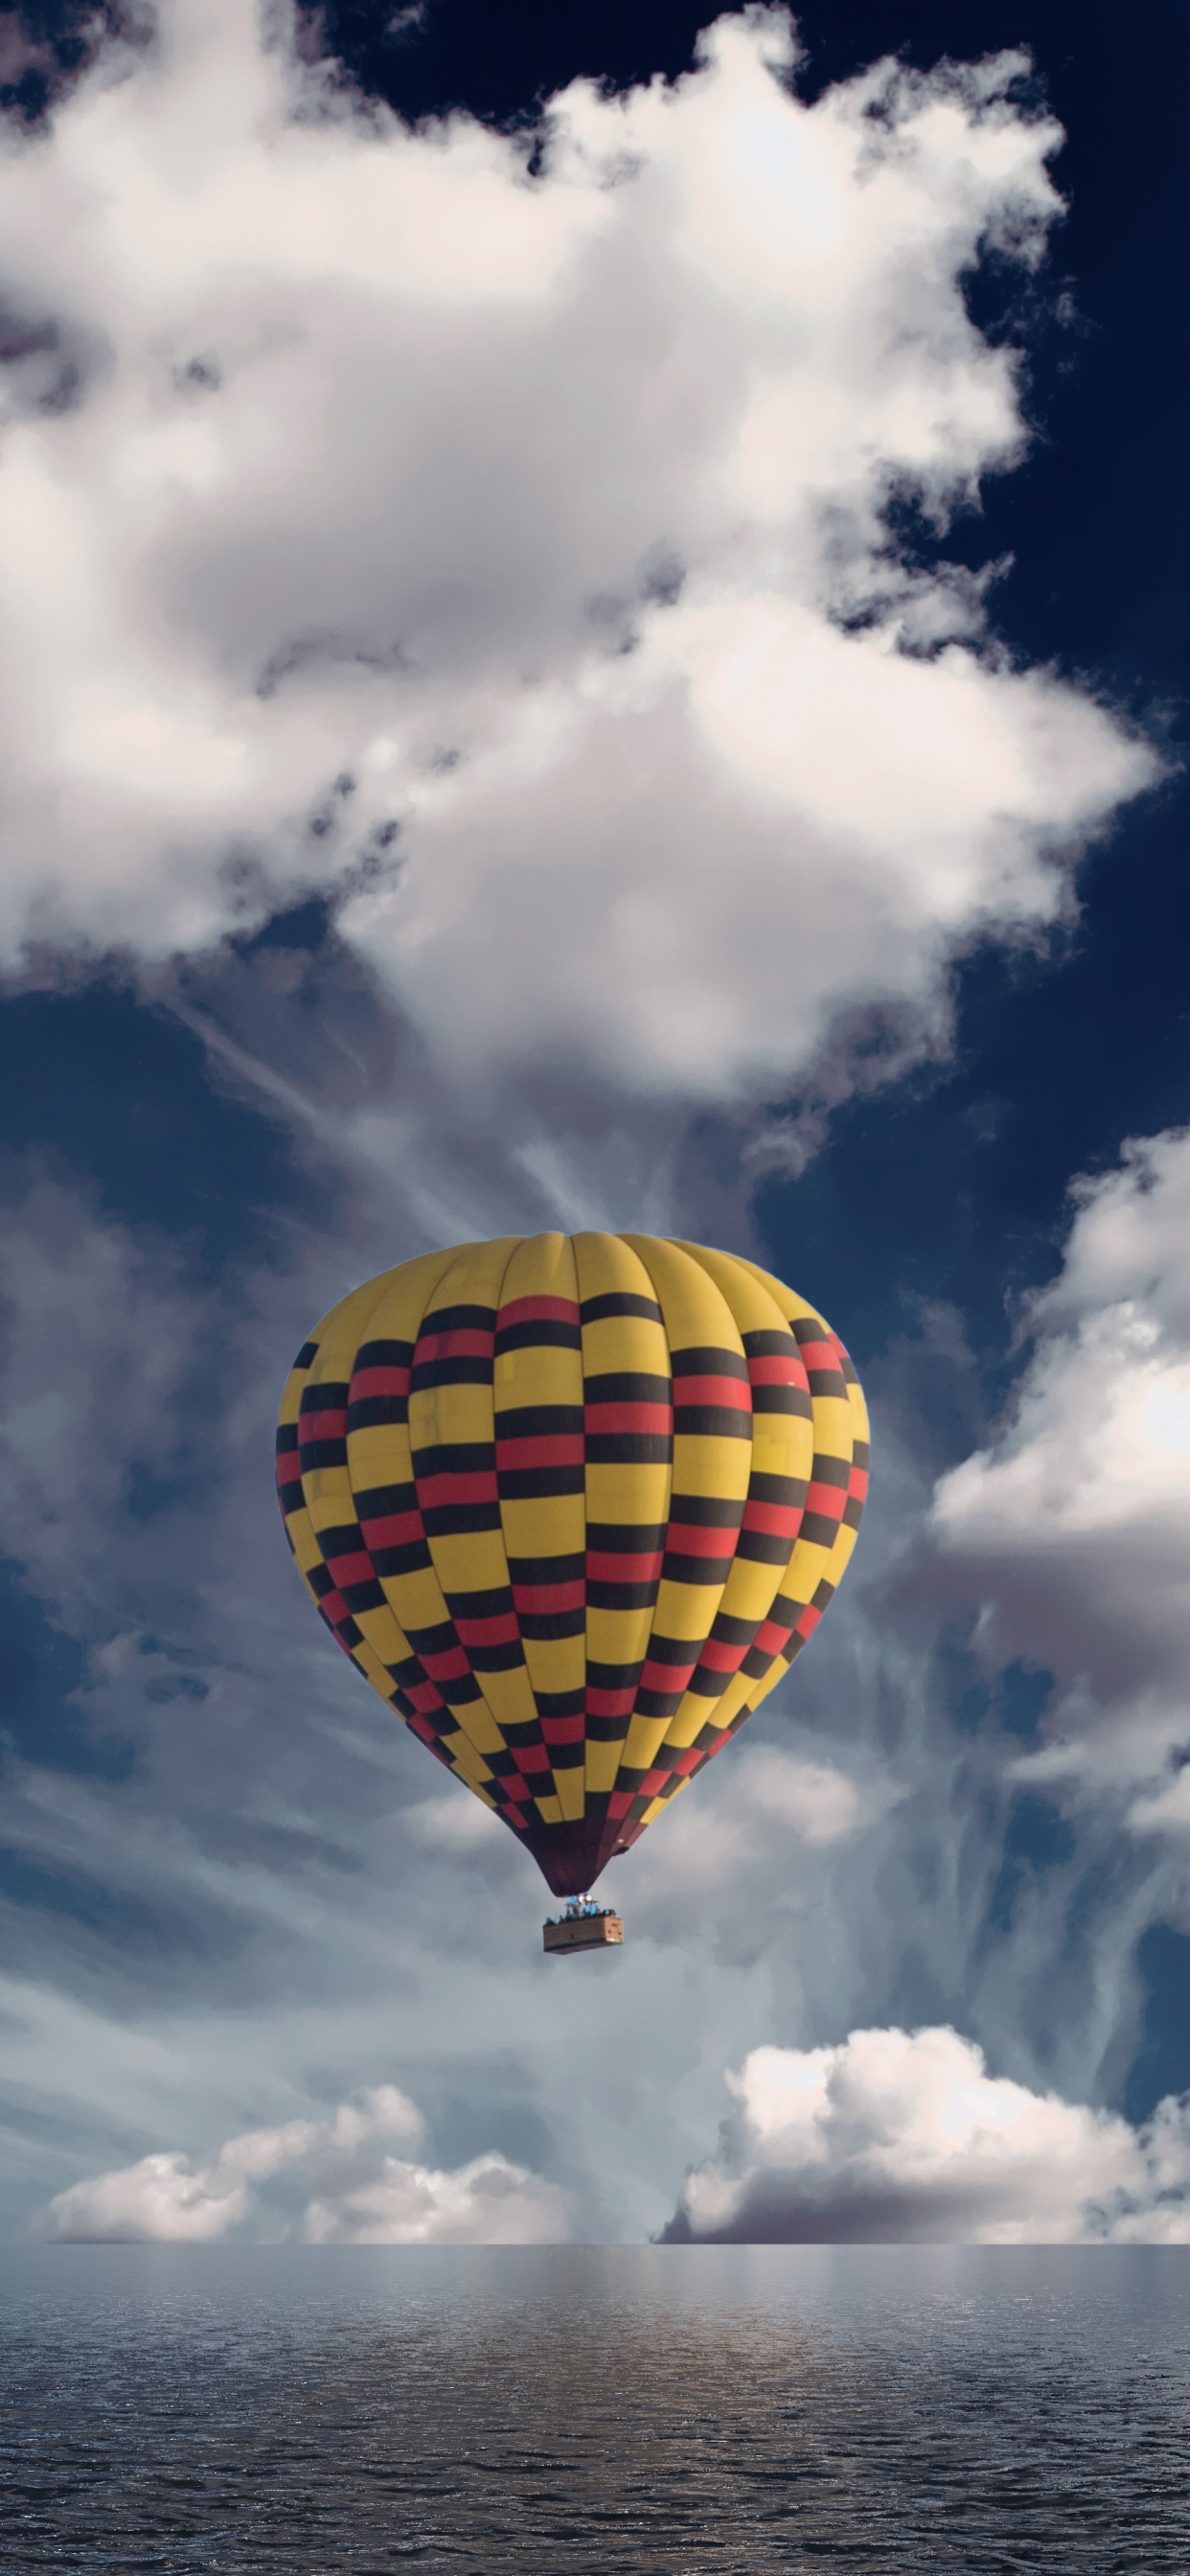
[2,2244,1188,2570]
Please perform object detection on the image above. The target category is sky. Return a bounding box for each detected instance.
[1,0,1188,2247]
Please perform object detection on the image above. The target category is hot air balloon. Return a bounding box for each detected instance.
[276,1234,867,1944]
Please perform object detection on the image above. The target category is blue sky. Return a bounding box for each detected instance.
[2,0,1189,2246]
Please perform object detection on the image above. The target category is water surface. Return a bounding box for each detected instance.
[1,2243,1186,2569]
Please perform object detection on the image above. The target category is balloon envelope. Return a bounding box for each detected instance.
[276,1233,868,1896]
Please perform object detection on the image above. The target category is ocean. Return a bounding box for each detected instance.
[1,2243,1186,2570]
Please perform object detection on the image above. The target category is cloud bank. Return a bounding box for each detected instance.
[663,2025,1190,2242]
[929,1128,1190,1816]
[0,0,1152,1109]
[32,2082,572,2242]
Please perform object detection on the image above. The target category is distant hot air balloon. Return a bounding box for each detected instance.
[276,1235,867,1937]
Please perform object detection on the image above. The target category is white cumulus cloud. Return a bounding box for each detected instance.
[31,2082,573,2242]
[928,1128,1190,1812]
[663,2024,1190,2241]
[0,1,1153,1107]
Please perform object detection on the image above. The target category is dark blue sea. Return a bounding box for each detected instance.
[1,2244,1187,2570]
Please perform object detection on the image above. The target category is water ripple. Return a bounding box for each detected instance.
[1,2245,1188,2571]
